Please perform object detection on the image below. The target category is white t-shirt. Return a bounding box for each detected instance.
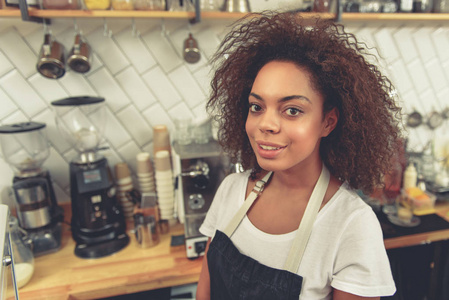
[200,171,396,299]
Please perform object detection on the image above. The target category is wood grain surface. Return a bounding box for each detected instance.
[14,204,202,300]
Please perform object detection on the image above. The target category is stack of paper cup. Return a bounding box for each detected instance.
[114,162,135,220]
[153,125,171,159]
[154,150,175,222]
[136,152,156,193]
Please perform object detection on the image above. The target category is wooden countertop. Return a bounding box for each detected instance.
[15,220,202,300]
[381,201,449,249]
[13,200,449,300]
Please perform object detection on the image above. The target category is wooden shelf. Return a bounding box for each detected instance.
[0,9,449,21]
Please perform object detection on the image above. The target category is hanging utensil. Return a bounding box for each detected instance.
[427,110,443,129]
[67,34,91,74]
[67,20,91,74]
[406,110,423,128]
[183,33,201,64]
[36,33,66,79]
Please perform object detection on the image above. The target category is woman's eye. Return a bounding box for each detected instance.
[285,108,301,116]
[249,104,262,113]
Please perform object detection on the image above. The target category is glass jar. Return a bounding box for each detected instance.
[200,0,221,11]
[83,0,111,9]
[9,217,34,289]
[41,0,80,9]
[134,0,165,10]
[111,0,134,9]
[433,0,449,11]
[413,0,433,11]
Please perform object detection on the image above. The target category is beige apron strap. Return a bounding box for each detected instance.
[283,164,330,273]
[223,171,273,237]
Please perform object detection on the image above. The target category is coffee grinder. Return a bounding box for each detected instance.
[51,96,129,259]
[0,122,63,257]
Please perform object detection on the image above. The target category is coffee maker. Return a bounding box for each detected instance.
[51,96,129,259]
[174,141,229,259]
[0,122,63,256]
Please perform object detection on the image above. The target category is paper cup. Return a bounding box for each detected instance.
[136,152,154,174]
[155,150,172,172]
[115,162,131,180]
[153,125,171,155]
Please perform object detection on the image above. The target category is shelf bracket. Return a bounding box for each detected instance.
[189,0,201,24]
[335,0,342,22]
[18,0,50,24]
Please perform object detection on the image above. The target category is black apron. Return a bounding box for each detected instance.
[207,165,330,300]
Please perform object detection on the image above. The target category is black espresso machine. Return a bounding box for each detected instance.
[51,96,129,259]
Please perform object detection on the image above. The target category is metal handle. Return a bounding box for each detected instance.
[2,255,12,267]
[181,160,209,177]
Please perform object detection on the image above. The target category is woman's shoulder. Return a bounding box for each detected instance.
[215,170,251,196]
[222,170,251,185]
[327,183,375,219]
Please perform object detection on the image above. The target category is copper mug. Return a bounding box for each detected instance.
[67,34,91,74]
[36,34,65,79]
[183,33,201,64]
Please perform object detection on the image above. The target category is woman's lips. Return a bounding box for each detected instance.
[256,142,285,159]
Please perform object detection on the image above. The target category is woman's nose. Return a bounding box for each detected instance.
[259,111,280,133]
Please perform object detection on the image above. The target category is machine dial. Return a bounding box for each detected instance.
[188,194,205,210]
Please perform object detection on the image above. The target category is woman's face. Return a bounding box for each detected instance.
[245,60,337,173]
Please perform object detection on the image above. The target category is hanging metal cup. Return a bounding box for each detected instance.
[67,34,92,74]
[183,33,201,64]
[36,33,66,79]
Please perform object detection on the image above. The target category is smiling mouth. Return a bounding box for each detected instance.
[259,145,283,150]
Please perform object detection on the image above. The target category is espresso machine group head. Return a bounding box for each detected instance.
[51,96,129,259]
[0,122,63,256]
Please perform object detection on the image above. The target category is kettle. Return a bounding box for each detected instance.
[36,34,65,79]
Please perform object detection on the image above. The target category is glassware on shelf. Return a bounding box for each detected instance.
[200,0,222,11]
[433,0,449,12]
[413,0,433,11]
[41,0,81,9]
[134,0,165,10]
[111,0,134,9]
[312,0,333,12]
[83,0,111,10]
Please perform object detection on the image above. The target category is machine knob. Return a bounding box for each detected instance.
[188,194,205,210]
[3,255,12,267]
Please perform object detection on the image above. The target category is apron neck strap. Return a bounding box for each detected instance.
[283,164,330,273]
[222,164,330,274]
[223,171,272,236]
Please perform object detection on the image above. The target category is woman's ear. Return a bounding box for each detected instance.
[322,107,339,137]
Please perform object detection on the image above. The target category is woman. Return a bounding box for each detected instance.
[197,12,400,300]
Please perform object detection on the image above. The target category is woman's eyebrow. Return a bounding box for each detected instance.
[249,92,311,103]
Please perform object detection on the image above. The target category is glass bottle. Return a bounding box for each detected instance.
[9,216,34,289]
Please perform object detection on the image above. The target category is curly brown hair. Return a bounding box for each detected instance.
[207,12,402,194]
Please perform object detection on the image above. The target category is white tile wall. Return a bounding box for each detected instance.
[0,17,448,204]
